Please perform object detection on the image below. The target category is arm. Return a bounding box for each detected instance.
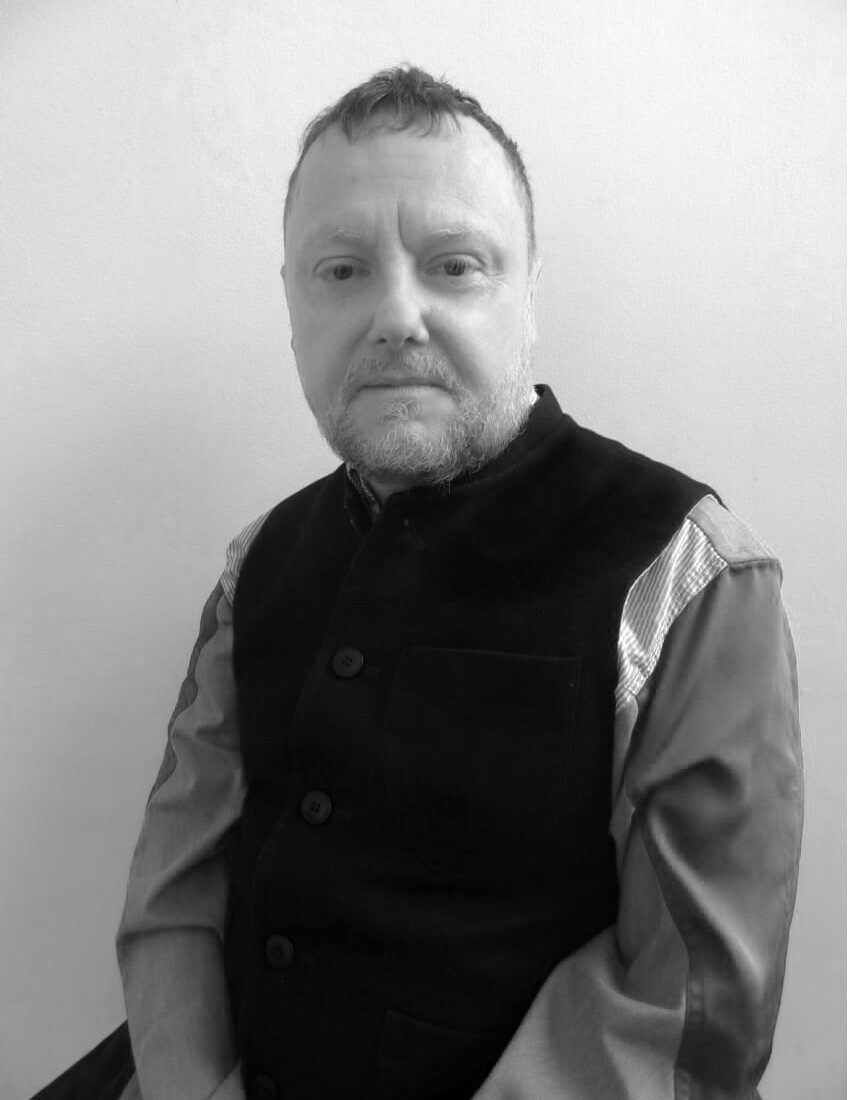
[116,516,268,1100]
[472,498,803,1099]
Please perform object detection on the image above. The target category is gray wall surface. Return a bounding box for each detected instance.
[2,1,844,1096]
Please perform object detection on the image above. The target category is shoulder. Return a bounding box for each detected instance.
[564,418,712,502]
[686,494,778,569]
[220,469,342,602]
[616,494,781,709]
[553,415,718,561]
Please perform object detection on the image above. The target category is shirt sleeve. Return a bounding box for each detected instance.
[116,514,269,1100]
[471,497,804,1100]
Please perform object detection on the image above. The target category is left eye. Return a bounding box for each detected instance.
[439,257,476,277]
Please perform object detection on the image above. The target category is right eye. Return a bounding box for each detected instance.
[317,261,368,282]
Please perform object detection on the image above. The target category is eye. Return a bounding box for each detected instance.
[429,255,483,278]
[317,260,368,282]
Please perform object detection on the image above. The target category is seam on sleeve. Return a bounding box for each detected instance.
[635,805,698,1100]
[688,496,779,570]
[147,582,226,803]
[150,508,270,800]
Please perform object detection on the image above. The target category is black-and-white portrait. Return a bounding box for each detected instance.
[3,3,843,1098]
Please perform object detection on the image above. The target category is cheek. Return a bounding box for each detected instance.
[439,304,526,385]
[293,291,363,352]
[292,320,357,404]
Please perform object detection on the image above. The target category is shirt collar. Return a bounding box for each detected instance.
[345,464,382,521]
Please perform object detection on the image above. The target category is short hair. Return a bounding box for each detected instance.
[283,64,536,261]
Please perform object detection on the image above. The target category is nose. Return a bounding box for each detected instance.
[367,271,429,350]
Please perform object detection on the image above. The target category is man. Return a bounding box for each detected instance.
[36,65,803,1100]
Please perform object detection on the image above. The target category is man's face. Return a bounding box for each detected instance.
[283,115,540,496]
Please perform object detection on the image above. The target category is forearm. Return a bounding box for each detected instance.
[116,581,247,1100]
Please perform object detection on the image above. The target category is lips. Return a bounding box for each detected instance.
[361,377,442,388]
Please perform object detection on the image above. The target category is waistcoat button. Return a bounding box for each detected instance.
[253,1072,278,1100]
[331,646,365,678]
[264,933,294,971]
[300,789,332,825]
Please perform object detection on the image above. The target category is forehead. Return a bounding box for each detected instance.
[286,116,526,252]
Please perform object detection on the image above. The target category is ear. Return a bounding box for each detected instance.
[280,264,296,353]
[525,256,543,341]
[529,255,543,304]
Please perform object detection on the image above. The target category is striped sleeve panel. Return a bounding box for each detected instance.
[221,508,273,604]
[615,506,726,710]
[615,494,776,710]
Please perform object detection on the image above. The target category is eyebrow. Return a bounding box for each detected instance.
[425,223,492,243]
[305,225,370,247]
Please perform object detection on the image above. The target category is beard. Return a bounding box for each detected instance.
[307,320,537,490]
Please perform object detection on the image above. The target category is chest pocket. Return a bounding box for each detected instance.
[382,647,580,878]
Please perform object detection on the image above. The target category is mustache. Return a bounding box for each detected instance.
[341,352,460,398]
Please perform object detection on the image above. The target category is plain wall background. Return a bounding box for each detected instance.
[1,1,844,1096]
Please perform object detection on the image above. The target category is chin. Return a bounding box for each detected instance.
[361,417,441,453]
[330,410,459,480]
[362,403,449,439]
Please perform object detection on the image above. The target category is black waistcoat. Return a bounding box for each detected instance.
[226,387,713,1100]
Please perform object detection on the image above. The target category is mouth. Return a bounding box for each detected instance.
[360,377,443,389]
